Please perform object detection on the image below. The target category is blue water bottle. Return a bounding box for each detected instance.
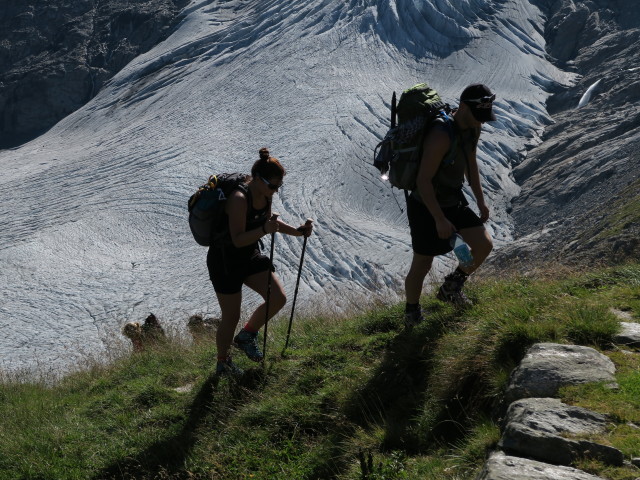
[450,233,474,268]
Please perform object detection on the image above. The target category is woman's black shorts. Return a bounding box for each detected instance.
[207,244,272,295]
[407,194,483,256]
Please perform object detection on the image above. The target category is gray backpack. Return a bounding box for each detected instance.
[187,172,249,246]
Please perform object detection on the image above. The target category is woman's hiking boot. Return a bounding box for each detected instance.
[216,357,244,377]
[436,269,472,308]
[233,329,264,362]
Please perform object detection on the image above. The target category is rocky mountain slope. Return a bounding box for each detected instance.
[488,0,640,270]
[0,0,188,148]
[1,0,636,266]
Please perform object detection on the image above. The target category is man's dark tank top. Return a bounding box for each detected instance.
[412,120,480,208]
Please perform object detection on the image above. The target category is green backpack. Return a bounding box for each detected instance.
[374,83,454,191]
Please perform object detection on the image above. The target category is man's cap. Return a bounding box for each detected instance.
[460,84,496,122]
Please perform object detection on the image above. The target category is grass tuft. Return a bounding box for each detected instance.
[563,305,621,347]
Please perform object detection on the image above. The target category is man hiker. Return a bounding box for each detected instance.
[404,84,496,326]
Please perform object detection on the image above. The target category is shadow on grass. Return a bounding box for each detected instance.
[93,366,267,480]
[307,304,453,478]
[347,308,448,447]
[309,299,501,478]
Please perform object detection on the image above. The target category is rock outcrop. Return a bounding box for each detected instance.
[477,451,607,480]
[499,398,623,466]
[504,343,617,403]
[478,333,640,479]
[0,0,188,148]
[614,322,640,349]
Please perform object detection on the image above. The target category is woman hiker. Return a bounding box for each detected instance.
[208,147,313,376]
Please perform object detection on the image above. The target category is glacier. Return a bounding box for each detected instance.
[0,0,574,375]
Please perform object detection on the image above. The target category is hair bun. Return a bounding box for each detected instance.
[259,147,270,161]
[251,147,286,179]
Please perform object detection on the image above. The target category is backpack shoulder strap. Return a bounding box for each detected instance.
[435,115,459,166]
[233,180,249,196]
[228,182,269,221]
[241,183,251,211]
[412,113,454,159]
[431,112,454,136]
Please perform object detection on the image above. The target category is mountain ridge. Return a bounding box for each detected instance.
[0,0,188,148]
[487,0,640,271]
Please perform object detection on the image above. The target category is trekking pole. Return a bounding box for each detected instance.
[283,219,313,354]
[262,213,279,364]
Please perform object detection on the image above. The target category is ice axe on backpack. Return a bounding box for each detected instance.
[282,218,313,354]
[262,212,279,365]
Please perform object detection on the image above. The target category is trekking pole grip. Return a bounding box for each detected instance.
[298,218,313,236]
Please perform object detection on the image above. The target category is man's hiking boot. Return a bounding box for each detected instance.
[216,357,244,377]
[404,306,425,328]
[233,329,264,362]
[436,269,473,308]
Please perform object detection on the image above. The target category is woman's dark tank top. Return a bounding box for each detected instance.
[213,184,270,253]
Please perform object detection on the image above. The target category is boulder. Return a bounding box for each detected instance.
[476,451,607,480]
[187,314,220,342]
[505,343,617,403]
[613,322,640,349]
[499,398,624,466]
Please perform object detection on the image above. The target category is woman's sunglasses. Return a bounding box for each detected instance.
[260,177,282,191]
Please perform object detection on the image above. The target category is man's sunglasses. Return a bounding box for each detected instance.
[464,94,496,104]
[260,177,282,191]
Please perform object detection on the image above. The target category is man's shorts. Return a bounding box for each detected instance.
[207,245,272,295]
[407,194,484,256]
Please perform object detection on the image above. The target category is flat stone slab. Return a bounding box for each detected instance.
[613,322,640,348]
[476,451,607,480]
[499,398,623,466]
[505,343,617,403]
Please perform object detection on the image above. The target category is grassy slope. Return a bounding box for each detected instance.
[1,264,639,480]
[590,178,640,241]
